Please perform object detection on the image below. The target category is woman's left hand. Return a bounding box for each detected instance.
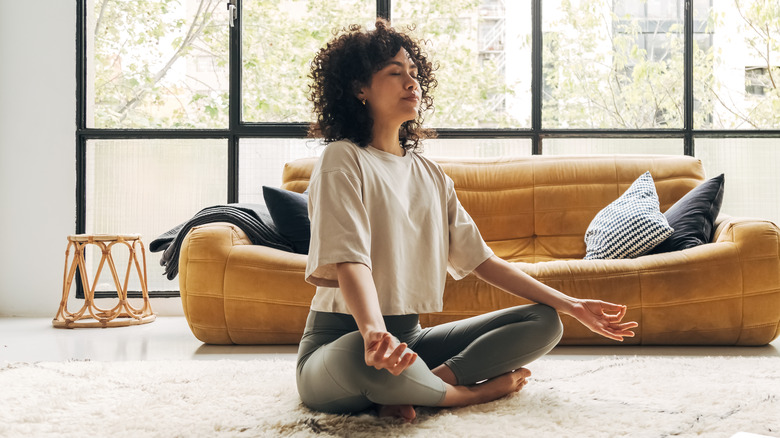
[568,299,638,342]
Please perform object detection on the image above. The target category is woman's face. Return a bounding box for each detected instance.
[358,48,421,126]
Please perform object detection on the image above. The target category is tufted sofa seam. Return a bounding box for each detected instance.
[639,295,742,308]
[486,234,583,242]
[739,287,780,297]
[228,263,304,273]
[468,212,541,219]
[731,222,747,345]
[514,258,741,280]
[183,291,230,298]
[651,327,742,335]
[223,296,310,306]
[189,321,227,331]
[225,328,303,334]
[184,257,226,263]
[454,177,698,192]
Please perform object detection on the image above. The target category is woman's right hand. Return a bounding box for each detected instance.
[364,331,418,376]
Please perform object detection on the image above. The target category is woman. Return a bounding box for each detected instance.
[297,20,637,422]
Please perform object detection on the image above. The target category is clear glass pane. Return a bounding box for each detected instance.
[420,138,532,158]
[694,0,780,129]
[86,139,228,292]
[695,138,780,226]
[543,138,683,155]
[543,0,684,128]
[87,0,230,129]
[241,1,375,123]
[239,139,325,203]
[394,0,532,128]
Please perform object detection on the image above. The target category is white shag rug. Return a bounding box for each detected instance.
[1,356,778,438]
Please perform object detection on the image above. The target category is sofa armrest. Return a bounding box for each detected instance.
[179,221,314,344]
[711,216,780,345]
[178,222,252,343]
[713,215,778,245]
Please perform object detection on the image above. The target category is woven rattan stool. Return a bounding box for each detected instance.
[53,234,156,328]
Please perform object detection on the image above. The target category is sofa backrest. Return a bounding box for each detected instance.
[281,154,705,261]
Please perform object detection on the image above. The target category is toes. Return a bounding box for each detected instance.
[379,405,416,423]
[401,405,416,422]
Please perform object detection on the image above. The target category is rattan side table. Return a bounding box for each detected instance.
[53,234,156,328]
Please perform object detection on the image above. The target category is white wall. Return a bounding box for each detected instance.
[0,0,182,317]
[0,0,76,317]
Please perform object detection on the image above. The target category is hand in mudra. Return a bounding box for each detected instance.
[570,299,638,342]
[364,331,418,376]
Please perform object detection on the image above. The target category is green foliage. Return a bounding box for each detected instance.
[394,0,525,128]
[92,0,227,128]
[90,0,780,130]
[240,0,375,123]
[543,0,685,129]
[543,0,780,130]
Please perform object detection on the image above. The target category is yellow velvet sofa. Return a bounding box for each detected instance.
[178,154,780,346]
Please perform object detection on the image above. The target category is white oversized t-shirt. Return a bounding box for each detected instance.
[305,140,494,315]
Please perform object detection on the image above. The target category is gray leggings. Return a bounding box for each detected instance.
[296,304,563,414]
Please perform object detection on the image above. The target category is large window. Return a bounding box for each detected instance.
[78,0,780,297]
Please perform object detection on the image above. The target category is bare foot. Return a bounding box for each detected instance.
[378,404,416,423]
[440,368,531,407]
[473,368,531,403]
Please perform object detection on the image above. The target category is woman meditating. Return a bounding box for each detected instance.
[296,19,637,422]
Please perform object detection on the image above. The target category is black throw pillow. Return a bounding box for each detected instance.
[262,186,310,254]
[650,174,725,254]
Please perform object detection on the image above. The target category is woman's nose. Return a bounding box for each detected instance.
[406,75,418,90]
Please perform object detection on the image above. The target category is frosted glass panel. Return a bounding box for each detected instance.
[695,138,780,226]
[86,139,228,293]
[543,138,682,155]
[420,138,531,159]
[239,139,324,203]
[239,138,530,205]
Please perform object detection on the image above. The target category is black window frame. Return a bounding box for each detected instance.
[76,0,780,298]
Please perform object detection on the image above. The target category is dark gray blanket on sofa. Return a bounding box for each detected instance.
[150,204,294,280]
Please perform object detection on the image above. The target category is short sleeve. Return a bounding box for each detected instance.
[445,174,494,280]
[304,167,372,288]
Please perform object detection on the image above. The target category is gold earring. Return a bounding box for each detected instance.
[361,99,367,106]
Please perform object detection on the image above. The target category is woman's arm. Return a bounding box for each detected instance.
[472,256,638,341]
[336,262,418,375]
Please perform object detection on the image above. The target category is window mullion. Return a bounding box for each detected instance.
[684,0,694,156]
[531,0,542,154]
[228,0,242,203]
[378,0,390,21]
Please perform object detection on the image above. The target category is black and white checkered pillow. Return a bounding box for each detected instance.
[584,172,673,260]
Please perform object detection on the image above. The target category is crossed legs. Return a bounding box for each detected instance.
[296,304,563,416]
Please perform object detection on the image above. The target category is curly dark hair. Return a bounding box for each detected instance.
[308,19,437,152]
